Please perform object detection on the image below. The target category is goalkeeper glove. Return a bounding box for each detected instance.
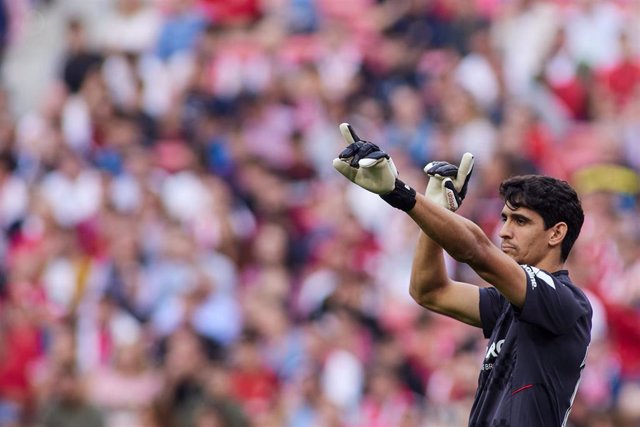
[333,123,416,211]
[423,153,474,211]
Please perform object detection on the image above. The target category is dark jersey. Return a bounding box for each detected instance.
[469,265,592,427]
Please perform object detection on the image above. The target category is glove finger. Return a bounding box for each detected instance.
[454,153,474,185]
[359,157,383,168]
[431,163,459,178]
[424,161,458,178]
[340,141,379,167]
[424,161,447,175]
[423,161,436,173]
[351,142,386,167]
[339,122,361,145]
[358,149,389,167]
[454,152,475,196]
[442,178,461,211]
[338,142,362,159]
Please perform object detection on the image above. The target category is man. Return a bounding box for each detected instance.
[332,123,592,426]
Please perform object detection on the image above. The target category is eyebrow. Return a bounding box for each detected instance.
[501,211,532,223]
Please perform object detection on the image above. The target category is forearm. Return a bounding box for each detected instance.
[408,193,490,267]
[407,195,484,325]
[408,192,485,308]
[409,232,449,301]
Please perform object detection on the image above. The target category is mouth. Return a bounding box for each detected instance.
[501,244,516,252]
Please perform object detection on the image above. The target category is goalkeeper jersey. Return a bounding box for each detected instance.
[469,266,592,427]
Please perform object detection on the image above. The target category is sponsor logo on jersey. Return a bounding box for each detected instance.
[521,264,557,290]
[522,264,537,289]
[482,338,505,371]
[485,338,505,360]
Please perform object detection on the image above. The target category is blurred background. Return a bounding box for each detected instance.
[0,0,639,426]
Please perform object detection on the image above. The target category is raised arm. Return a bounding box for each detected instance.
[408,192,526,308]
[332,123,527,320]
[409,229,483,326]
[409,156,483,326]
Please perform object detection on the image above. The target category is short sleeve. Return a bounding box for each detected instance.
[479,286,506,338]
[518,265,590,335]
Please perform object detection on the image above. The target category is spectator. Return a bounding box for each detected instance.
[38,364,105,427]
[61,18,103,95]
[99,0,161,56]
[0,0,639,425]
[155,0,208,62]
[86,338,162,427]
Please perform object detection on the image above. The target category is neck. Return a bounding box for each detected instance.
[534,256,564,273]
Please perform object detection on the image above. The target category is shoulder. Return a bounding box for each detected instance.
[517,265,593,334]
[520,265,559,290]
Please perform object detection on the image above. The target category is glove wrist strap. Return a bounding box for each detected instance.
[380,179,416,212]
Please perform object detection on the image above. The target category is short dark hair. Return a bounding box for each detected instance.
[499,175,584,262]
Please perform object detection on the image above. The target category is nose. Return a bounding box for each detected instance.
[499,221,512,239]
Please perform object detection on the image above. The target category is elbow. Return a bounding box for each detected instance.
[408,282,423,305]
[445,242,481,268]
[450,247,477,265]
[409,286,430,308]
[449,230,493,266]
[408,276,440,309]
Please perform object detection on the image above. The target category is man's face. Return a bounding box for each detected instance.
[498,205,553,265]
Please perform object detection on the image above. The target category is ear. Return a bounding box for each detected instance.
[548,222,568,249]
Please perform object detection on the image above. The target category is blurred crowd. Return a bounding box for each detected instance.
[0,0,640,426]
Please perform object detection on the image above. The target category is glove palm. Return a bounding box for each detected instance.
[424,153,474,211]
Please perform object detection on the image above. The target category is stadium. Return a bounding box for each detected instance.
[0,0,639,426]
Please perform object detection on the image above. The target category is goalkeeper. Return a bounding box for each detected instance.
[333,123,592,426]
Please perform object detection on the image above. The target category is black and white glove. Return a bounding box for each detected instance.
[423,153,474,211]
[333,123,416,211]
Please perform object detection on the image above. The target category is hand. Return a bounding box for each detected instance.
[332,123,398,195]
[423,153,474,211]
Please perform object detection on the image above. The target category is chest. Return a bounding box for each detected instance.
[481,308,519,375]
